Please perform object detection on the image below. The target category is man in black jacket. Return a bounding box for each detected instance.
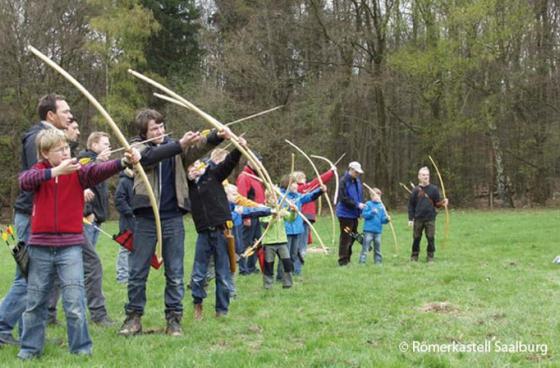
[0,94,72,346]
[187,135,245,320]
[115,168,135,284]
[408,166,449,262]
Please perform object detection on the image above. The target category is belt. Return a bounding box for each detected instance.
[207,224,225,232]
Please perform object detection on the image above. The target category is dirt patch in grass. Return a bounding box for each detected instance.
[418,301,460,314]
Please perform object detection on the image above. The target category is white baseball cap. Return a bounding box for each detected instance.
[348,161,364,174]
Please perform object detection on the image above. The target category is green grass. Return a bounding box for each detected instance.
[0,209,559,367]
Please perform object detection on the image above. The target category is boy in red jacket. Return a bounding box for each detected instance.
[17,129,139,359]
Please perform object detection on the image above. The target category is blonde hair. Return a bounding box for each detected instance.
[292,171,305,183]
[35,128,67,160]
[86,131,110,150]
[210,148,228,163]
[369,187,382,199]
[418,166,430,175]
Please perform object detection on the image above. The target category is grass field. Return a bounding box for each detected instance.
[0,209,559,367]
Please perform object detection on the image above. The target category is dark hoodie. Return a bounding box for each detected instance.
[187,149,242,233]
[78,149,110,224]
[115,170,135,232]
[14,122,52,215]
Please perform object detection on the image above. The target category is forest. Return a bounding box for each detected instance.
[1,0,559,217]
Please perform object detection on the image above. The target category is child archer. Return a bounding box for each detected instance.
[187,132,246,319]
[360,187,389,264]
[17,129,139,359]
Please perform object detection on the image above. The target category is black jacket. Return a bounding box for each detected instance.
[115,170,135,232]
[79,149,110,224]
[187,149,242,233]
[408,184,442,221]
[14,122,51,214]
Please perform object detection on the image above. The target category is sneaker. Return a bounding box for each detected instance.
[427,256,434,263]
[17,352,39,360]
[165,314,183,337]
[410,254,418,262]
[194,304,203,321]
[215,311,227,318]
[118,313,142,336]
[0,333,19,346]
[93,316,115,327]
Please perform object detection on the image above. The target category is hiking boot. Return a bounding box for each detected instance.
[93,316,115,327]
[118,313,142,336]
[165,312,183,337]
[410,254,419,262]
[194,304,203,321]
[215,311,227,318]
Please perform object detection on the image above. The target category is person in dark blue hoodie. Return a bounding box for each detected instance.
[115,168,135,283]
[335,161,365,266]
[360,187,389,264]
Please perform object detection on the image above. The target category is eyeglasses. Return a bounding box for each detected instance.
[50,145,71,154]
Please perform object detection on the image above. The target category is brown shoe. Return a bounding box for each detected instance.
[165,312,183,336]
[194,304,203,321]
[118,313,142,336]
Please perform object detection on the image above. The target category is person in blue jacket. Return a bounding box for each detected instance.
[335,161,365,266]
[360,187,390,264]
[114,168,135,284]
[280,178,326,276]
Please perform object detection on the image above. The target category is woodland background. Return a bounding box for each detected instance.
[1,0,560,220]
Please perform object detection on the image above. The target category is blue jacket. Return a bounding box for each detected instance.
[230,203,272,227]
[361,201,388,234]
[282,188,323,235]
[336,172,363,219]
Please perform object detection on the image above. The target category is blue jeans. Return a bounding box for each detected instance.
[191,229,231,313]
[84,221,100,249]
[360,232,382,264]
[0,212,30,340]
[126,216,185,315]
[116,247,129,283]
[291,233,306,275]
[18,245,91,358]
[239,219,261,274]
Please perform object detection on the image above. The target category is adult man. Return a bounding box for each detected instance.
[335,161,365,266]
[66,118,80,157]
[118,109,226,337]
[0,94,72,346]
[236,156,266,275]
[408,166,449,262]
